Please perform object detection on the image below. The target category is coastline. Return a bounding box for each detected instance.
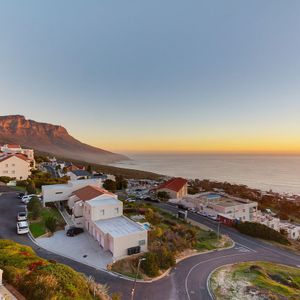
[109,153,300,195]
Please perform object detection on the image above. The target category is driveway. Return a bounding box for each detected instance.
[36,230,113,270]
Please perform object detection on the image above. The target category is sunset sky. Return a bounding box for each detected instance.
[1,1,300,154]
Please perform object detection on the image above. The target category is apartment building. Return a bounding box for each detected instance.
[0,153,31,180]
[68,185,148,259]
[0,144,35,167]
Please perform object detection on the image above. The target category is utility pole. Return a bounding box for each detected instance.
[131,257,146,300]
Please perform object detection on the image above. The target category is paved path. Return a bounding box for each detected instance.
[1,191,299,300]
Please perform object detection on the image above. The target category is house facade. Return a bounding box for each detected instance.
[0,154,31,180]
[0,144,35,167]
[156,177,188,199]
[68,185,148,259]
[42,178,103,205]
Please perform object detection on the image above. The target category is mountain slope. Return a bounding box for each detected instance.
[0,115,128,164]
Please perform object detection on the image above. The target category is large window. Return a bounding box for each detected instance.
[138,240,146,246]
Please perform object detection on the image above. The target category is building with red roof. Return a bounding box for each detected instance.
[156,177,188,199]
[0,153,31,180]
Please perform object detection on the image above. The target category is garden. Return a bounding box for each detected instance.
[110,202,232,279]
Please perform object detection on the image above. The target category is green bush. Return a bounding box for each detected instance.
[26,180,36,194]
[141,252,159,277]
[0,176,12,184]
[103,179,116,192]
[235,221,290,245]
[27,197,42,220]
[45,216,58,233]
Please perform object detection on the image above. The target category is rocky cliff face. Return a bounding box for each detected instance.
[0,115,127,164]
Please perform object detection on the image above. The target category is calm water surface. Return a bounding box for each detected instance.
[110,154,300,195]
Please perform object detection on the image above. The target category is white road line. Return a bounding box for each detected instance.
[184,253,250,300]
[235,242,256,253]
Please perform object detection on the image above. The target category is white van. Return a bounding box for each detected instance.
[17,221,29,234]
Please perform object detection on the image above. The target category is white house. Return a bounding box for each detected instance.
[279,223,300,240]
[68,185,148,259]
[0,154,31,180]
[0,144,35,167]
[42,178,103,205]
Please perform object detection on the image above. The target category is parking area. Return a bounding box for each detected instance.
[36,230,113,270]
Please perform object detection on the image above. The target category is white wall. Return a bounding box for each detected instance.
[0,155,31,180]
[112,230,148,259]
[42,179,102,204]
[84,199,123,221]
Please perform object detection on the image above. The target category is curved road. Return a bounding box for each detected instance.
[1,190,299,300]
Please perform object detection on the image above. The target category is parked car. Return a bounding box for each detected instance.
[17,192,25,199]
[66,227,84,237]
[125,198,136,203]
[17,211,28,221]
[17,221,29,234]
[21,194,36,203]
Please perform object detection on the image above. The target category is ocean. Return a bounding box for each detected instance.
[110,154,300,195]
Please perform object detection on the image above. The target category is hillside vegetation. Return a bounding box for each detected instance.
[211,262,300,300]
[0,240,109,300]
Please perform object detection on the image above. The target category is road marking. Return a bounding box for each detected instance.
[185,253,250,300]
[235,242,256,253]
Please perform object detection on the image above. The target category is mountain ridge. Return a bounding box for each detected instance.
[0,115,128,164]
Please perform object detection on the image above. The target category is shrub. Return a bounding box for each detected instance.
[27,197,42,220]
[0,176,12,184]
[235,222,290,245]
[157,191,170,201]
[103,179,117,192]
[45,216,58,233]
[26,181,36,194]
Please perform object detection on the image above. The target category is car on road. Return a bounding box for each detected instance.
[17,221,29,234]
[66,227,84,237]
[17,211,28,221]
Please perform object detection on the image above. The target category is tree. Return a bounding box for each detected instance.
[141,253,159,277]
[0,176,12,184]
[45,216,58,233]
[157,191,170,201]
[116,175,128,190]
[27,197,42,220]
[26,181,36,194]
[103,179,117,192]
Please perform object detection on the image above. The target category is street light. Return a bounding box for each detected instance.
[131,257,146,300]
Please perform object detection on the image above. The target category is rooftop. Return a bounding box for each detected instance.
[94,216,146,238]
[72,185,114,201]
[157,177,188,192]
[70,169,91,177]
[87,195,120,206]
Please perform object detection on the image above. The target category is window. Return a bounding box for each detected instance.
[100,209,105,216]
[55,192,63,194]
[12,163,15,167]
[11,170,15,174]
[138,240,146,246]
[114,207,119,214]
[3,171,8,174]
[5,164,8,168]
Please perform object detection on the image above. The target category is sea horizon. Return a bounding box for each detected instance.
[110,153,300,195]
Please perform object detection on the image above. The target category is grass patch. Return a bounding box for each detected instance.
[29,206,65,238]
